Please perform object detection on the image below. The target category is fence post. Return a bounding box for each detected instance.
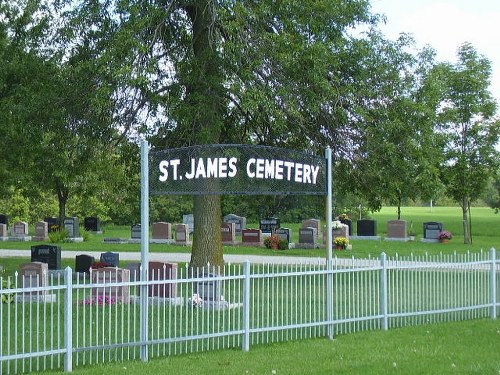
[380,253,388,330]
[327,259,334,339]
[64,266,73,372]
[242,261,251,352]
[491,248,497,319]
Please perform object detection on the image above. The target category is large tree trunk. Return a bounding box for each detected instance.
[55,179,68,227]
[184,1,224,269]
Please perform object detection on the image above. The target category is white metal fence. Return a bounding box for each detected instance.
[1,249,499,375]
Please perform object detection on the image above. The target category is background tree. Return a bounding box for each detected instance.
[434,43,499,244]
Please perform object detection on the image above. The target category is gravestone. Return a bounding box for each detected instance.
[386,220,408,241]
[340,219,353,235]
[175,224,191,244]
[353,219,380,240]
[152,222,172,241]
[302,219,320,239]
[331,223,349,240]
[12,221,29,238]
[20,262,48,295]
[183,214,194,233]
[275,227,293,243]
[0,214,8,229]
[223,214,246,235]
[0,223,8,240]
[31,244,61,270]
[125,262,141,281]
[196,273,223,302]
[148,262,178,298]
[131,224,141,239]
[84,217,101,233]
[298,227,317,248]
[241,229,263,246]
[75,254,95,274]
[259,217,280,235]
[423,222,443,241]
[64,217,80,238]
[221,222,236,244]
[91,267,130,303]
[33,221,49,241]
[44,217,59,232]
[100,252,119,267]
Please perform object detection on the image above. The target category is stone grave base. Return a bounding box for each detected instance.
[130,296,184,306]
[421,238,439,243]
[66,237,84,243]
[295,243,321,249]
[150,239,176,244]
[16,294,57,303]
[128,238,141,244]
[186,297,243,311]
[33,236,49,241]
[103,237,129,244]
[350,235,381,241]
[7,236,32,242]
[384,237,409,242]
[174,241,192,246]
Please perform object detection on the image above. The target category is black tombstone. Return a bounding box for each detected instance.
[356,219,377,236]
[75,254,95,273]
[31,244,61,270]
[423,222,443,240]
[84,217,101,232]
[259,217,280,234]
[44,217,59,232]
[0,214,9,229]
[340,219,353,235]
[100,252,119,267]
[64,217,80,238]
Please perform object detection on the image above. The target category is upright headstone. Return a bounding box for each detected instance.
[75,254,95,274]
[241,229,263,246]
[64,217,80,238]
[152,222,172,240]
[148,262,178,298]
[175,224,190,245]
[259,217,280,235]
[302,219,320,240]
[33,221,49,241]
[340,219,353,235]
[182,214,194,234]
[91,267,130,303]
[223,214,247,235]
[275,227,293,243]
[354,219,380,240]
[20,262,48,295]
[0,214,9,229]
[331,223,349,241]
[386,220,408,241]
[100,252,120,267]
[423,222,443,241]
[84,217,101,233]
[12,221,29,238]
[44,217,59,232]
[298,227,317,248]
[131,224,141,239]
[196,273,223,302]
[125,262,141,281]
[0,223,7,240]
[221,222,236,244]
[31,244,61,270]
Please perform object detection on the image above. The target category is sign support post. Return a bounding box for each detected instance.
[140,140,149,361]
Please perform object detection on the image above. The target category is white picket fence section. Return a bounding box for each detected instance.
[1,249,499,375]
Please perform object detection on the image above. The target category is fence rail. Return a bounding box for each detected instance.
[1,249,499,375]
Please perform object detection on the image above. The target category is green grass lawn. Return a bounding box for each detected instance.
[36,319,499,375]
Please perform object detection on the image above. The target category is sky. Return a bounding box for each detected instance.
[370,0,500,109]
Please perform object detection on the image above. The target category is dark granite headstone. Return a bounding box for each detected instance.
[259,217,280,234]
[84,217,101,232]
[31,244,61,270]
[423,222,443,240]
[75,254,95,273]
[223,214,247,235]
[0,214,9,229]
[299,227,316,245]
[64,217,80,238]
[275,227,292,243]
[100,252,119,267]
[131,224,141,239]
[340,219,353,235]
[356,219,377,236]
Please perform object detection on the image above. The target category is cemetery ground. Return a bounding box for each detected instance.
[33,319,500,375]
[1,206,499,374]
[1,206,499,274]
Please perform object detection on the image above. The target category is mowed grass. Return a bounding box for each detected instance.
[36,319,500,375]
[0,206,499,262]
